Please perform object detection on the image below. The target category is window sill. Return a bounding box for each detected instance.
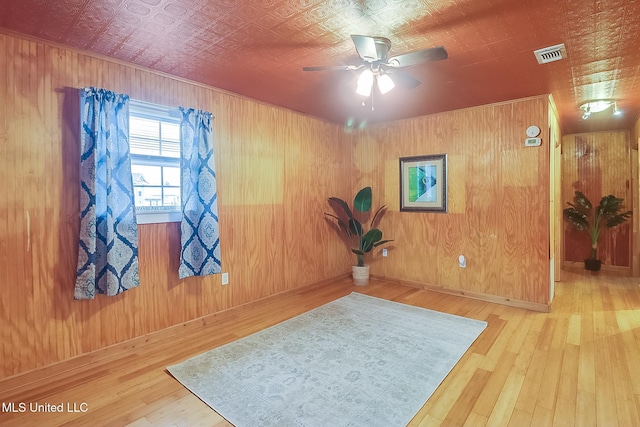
[136,210,181,224]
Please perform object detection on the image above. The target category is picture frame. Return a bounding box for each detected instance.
[399,154,448,212]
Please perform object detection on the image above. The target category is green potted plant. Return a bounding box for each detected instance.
[325,187,393,285]
[563,191,632,271]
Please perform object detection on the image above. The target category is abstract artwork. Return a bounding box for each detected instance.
[400,154,448,212]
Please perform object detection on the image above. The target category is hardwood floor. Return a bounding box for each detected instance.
[1,272,640,426]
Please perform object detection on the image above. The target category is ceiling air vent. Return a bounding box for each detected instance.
[533,43,566,64]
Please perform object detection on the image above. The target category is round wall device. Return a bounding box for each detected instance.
[526,125,541,137]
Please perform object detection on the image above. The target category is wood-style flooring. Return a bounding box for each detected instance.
[1,271,640,426]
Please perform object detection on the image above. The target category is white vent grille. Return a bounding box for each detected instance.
[533,43,566,64]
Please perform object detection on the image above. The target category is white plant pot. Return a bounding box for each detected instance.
[352,265,370,286]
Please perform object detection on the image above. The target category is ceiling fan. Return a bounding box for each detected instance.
[303,35,448,97]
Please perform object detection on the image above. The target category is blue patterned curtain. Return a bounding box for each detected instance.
[179,108,221,278]
[75,87,140,299]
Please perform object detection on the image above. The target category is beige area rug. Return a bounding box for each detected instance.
[167,292,487,426]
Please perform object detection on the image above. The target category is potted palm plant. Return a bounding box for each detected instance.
[325,187,393,285]
[563,191,632,271]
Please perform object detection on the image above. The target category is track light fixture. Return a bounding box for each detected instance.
[613,102,622,116]
[579,99,621,120]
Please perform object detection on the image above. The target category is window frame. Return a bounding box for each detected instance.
[129,100,182,225]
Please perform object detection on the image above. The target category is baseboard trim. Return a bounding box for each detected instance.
[0,272,350,394]
[562,261,632,277]
[372,275,550,313]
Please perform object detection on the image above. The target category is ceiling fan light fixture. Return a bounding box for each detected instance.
[356,69,374,96]
[304,34,447,101]
[377,73,395,94]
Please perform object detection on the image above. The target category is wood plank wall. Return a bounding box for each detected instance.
[0,30,565,380]
[549,97,563,287]
[0,32,354,379]
[353,97,552,305]
[561,131,632,268]
[632,117,640,275]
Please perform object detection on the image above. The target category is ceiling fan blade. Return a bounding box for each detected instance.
[387,69,421,90]
[387,46,448,68]
[351,35,380,62]
[303,65,362,72]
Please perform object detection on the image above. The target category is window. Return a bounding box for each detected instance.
[129,100,182,224]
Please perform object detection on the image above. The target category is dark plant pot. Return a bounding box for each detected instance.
[584,259,601,271]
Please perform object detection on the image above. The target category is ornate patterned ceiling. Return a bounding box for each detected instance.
[1,0,639,134]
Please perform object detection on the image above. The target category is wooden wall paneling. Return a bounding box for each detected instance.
[0,28,559,378]
[48,43,65,367]
[34,40,47,368]
[318,127,360,277]
[34,38,50,366]
[499,101,550,303]
[0,36,17,375]
[59,45,82,366]
[351,132,387,275]
[607,132,632,267]
[394,211,441,283]
[15,37,30,376]
[0,31,357,379]
[283,118,350,288]
[465,107,502,297]
[3,34,15,376]
[549,96,563,284]
[632,118,640,276]
[358,97,550,305]
[327,127,357,275]
[504,186,548,297]
[284,117,312,287]
[6,34,17,375]
[284,116,322,288]
[447,154,466,215]
[28,35,44,368]
[511,99,550,303]
[418,212,442,288]
[0,34,7,377]
[2,34,17,377]
[219,100,284,305]
[438,212,465,290]
[138,223,177,332]
[562,131,631,268]
[27,37,43,375]
[441,154,467,291]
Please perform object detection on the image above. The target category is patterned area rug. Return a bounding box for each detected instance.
[167,292,487,426]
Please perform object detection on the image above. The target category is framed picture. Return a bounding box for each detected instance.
[400,154,448,212]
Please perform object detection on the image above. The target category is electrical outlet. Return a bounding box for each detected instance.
[221,272,229,285]
[458,255,466,268]
[382,248,388,257]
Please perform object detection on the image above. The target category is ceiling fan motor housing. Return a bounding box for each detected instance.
[370,36,392,62]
